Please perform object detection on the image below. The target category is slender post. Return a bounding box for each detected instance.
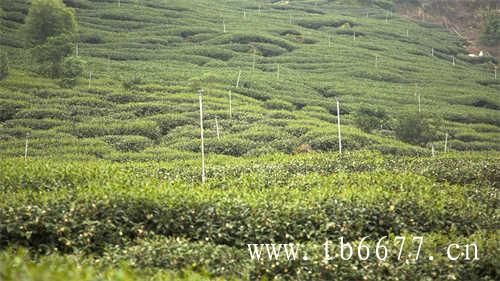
[118,0,120,7]
[236,70,241,87]
[228,90,232,119]
[452,56,455,66]
[418,94,421,113]
[24,133,29,160]
[444,133,448,153]
[336,97,342,154]
[276,64,280,80]
[385,12,389,23]
[252,48,256,71]
[215,116,220,140]
[243,10,246,20]
[76,42,79,57]
[375,55,378,68]
[328,34,331,47]
[431,47,434,57]
[198,89,206,184]
[495,66,497,80]
[289,14,292,24]
[431,144,435,157]
[406,29,409,37]
[353,31,356,41]
[223,19,226,33]
[258,5,261,15]
[107,56,110,73]
[88,71,92,89]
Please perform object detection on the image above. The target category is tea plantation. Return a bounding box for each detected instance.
[0,0,498,280]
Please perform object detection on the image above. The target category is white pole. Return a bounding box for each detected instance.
[375,55,378,68]
[244,10,246,20]
[336,97,342,154]
[215,116,220,140]
[452,56,455,66]
[236,70,241,87]
[353,31,356,41]
[258,5,261,15]
[431,144,435,157]
[418,94,421,113]
[289,14,292,24]
[406,29,409,37]
[118,0,120,7]
[24,133,29,160]
[414,83,417,96]
[431,47,434,57]
[444,132,448,153]
[277,64,280,80]
[495,66,497,80]
[223,19,226,33]
[252,48,256,71]
[228,90,232,119]
[199,89,206,184]
[76,42,79,57]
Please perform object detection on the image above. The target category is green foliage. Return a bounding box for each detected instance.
[395,112,435,145]
[32,35,74,77]
[59,56,84,87]
[23,0,77,45]
[480,11,499,46]
[0,52,8,80]
[354,107,389,132]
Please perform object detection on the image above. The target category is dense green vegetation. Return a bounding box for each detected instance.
[0,0,498,280]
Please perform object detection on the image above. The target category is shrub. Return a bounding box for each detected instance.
[394,112,435,145]
[0,52,8,81]
[354,107,388,132]
[60,56,84,88]
[103,135,152,152]
[264,99,294,111]
[480,11,499,46]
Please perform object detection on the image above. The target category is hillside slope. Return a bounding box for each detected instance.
[0,0,499,160]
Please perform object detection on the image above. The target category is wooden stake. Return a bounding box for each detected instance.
[198,89,206,184]
[444,132,448,153]
[336,97,342,155]
[215,116,220,140]
[24,133,29,160]
[236,69,241,87]
[228,90,232,119]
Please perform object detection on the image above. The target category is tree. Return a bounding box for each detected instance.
[60,56,84,88]
[24,0,77,46]
[354,107,388,132]
[480,11,499,46]
[395,112,435,145]
[32,35,74,77]
[0,52,8,81]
